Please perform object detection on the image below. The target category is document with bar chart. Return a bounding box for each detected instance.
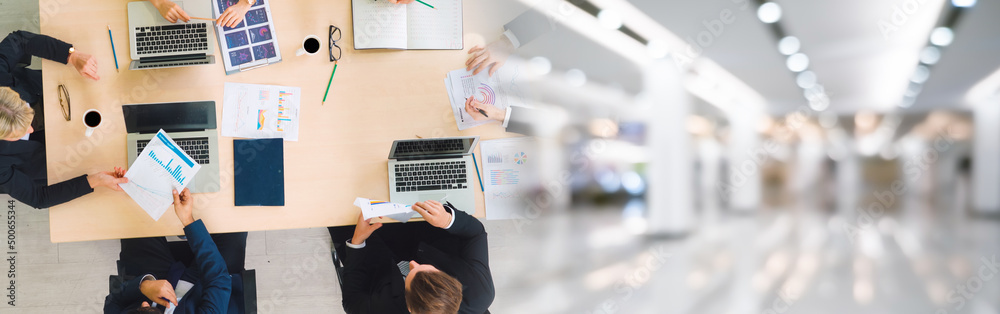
[480,137,536,220]
[119,130,202,221]
[222,82,301,141]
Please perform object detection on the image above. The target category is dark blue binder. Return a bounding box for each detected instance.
[234,138,284,206]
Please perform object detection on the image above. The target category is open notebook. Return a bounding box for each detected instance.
[351,0,463,50]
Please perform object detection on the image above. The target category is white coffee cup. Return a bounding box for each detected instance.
[83,109,102,137]
[296,35,321,56]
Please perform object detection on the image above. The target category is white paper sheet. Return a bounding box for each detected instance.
[222,82,301,141]
[119,130,202,221]
[480,137,536,220]
[445,65,525,130]
[354,197,417,222]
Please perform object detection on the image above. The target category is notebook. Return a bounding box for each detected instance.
[234,138,284,206]
[351,0,463,50]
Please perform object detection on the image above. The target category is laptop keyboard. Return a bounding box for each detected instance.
[137,137,211,165]
[396,139,465,154]
[135,23,209,55]
[394,161,467,192]
[136,60,210,69]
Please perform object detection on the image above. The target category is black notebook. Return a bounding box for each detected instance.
[234,138,284,206]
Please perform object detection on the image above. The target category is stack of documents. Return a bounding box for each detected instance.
[444,66,525,130]
[119,130,202,221]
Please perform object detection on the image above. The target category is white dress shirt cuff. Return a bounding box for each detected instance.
[140,274,156,284]
[444,210,456,229]
[346,239,366,249]
[502,29,521,49]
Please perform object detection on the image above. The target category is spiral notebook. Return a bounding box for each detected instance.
[351,0,463,50]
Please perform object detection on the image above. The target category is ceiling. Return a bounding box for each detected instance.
[621,0,1000,115]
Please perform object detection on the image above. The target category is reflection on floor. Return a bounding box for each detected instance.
[488,202,1000,314]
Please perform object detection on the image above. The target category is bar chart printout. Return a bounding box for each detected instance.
[120,129,203,221]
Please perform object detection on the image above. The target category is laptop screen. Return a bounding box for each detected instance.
[123,101,216,134]
[389,137,478,159]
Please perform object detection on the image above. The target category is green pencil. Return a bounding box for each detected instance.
[415,0,436,10]
[322,62,338,105]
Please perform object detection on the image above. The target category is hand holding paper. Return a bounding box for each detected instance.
[119,130,202,221]
[354,197,416,223]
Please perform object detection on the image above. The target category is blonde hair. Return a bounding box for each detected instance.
[0,87,33,139]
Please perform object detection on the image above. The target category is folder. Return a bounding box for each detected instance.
[234,138,284,206]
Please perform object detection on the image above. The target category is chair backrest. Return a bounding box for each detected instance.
[332,242,345,291]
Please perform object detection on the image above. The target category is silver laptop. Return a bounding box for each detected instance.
[127,1,215,70]
[123,101,220,193]
[388,137,480,214]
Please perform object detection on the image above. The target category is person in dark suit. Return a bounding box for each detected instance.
[0,30,124,208]
[1,30,100,107]
[0,87,127,208]
[104,188,248,314]
[329,200,495,314]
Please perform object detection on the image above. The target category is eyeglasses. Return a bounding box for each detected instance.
[57,84,71,121]
[329,25,342,62]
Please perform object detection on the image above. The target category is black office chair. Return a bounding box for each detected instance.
[331,242,346,291]
[108,261,258,313]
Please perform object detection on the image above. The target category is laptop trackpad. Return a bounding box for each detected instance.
[418,193,446,203]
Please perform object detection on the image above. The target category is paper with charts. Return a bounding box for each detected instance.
[481,137,537,220]
[355,197,417,223]
[222,82,301,141]
[445,65,525,130]
[119,130,202,221]
[213,0,282,74]
[351,0,463,50]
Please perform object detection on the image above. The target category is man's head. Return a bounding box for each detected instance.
[405,261,463,314]
[0,87,33,141]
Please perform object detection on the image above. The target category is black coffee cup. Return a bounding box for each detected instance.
[297,35,321,56]
[83,109,102,137]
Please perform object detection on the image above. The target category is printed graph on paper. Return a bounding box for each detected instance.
[222,82,302,141]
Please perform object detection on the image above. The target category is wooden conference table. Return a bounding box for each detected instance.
[41,0,511,243]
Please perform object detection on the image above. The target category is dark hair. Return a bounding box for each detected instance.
[126,306,165,314]
[405,270,463,314]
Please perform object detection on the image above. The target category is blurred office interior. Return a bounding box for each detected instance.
[488,0,1000,313]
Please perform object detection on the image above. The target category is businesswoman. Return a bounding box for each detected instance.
[0,87,127,209]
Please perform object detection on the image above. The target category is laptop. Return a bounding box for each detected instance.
[388,137,480,214]
[127,1,215,70]
[123,101,220,193]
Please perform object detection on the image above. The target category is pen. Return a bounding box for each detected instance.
[322,61,338,105]
[465,97,489,118]
[107,25,119,73]
[415,0,436,10]
[471,153,484,192]
[379,0,435,10]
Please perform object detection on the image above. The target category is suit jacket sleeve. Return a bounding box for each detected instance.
[505,106,538,136]
[503,9,553,48]
[341,235,400,314]
[103,274,147,314]
[0,165,93,209]
[446,209,495,310]
[184,220,232,314]
[0,30,71,87]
